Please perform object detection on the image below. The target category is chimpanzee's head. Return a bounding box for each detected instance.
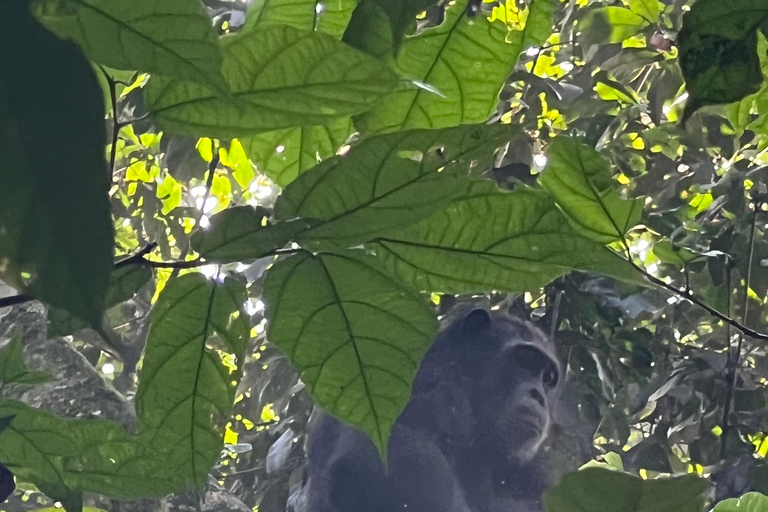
[412,308,560,464]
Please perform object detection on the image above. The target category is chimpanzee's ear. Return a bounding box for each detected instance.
[460,309,492,337]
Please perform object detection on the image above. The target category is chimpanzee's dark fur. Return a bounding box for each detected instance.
[301,308,561,512]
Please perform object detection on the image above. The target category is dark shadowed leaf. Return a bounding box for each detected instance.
[136,273,249,487]
[263,250,437,457]
[144,25,397,138]
[48,265,153,336]
[354,0,554,134]
[191,206,312,263]
[712,492,768,512]
[540,137,643,243]
[246,0,357,38]
[35,0,227,93]
[368,180,636,294]
[677,0,768,121]
[0,5,112,328]
[544,468,708,512]
[577,7,648,46]
[240,118,353,188]
[342,0,438,58]
[0,332,53,386]
[276,124,517,249]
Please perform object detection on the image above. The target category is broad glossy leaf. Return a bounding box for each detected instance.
[276,124,517,248]
[355,0,553,134]
[48,265,153,336]
[241,118,353,187]
[543,468,708,512]
[246,0,357,38]
[540,137,643,243]
[191,206,312,263]
[35,0,227,93]
[343,0,438,58]
[678,0,768,121]
[136,273,249,487]
[145,25,397,138]
[263,250,437,456]
[368,180,635,294]
[0,5,112,328]
[577,7,648,46]
[712,492,768,512]
[0,332,53,386]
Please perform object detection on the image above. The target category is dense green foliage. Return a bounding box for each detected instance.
[2,0,768,510]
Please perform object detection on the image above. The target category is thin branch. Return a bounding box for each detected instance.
[632,261,768,340]
[0,294,34,309]
[721,207,759,453]
[550,287,564,339]
[271,247,302,256]
[122,113,150,125]
[99,66,120,176]
[619,245,768,342]
[139,257,206,269]
[721,255,735,458]
[114,242,158,269]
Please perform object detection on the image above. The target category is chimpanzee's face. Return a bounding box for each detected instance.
[457,310,560,463]
[489,343,559,462]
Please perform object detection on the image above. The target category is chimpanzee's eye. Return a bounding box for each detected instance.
[542,366,559,389]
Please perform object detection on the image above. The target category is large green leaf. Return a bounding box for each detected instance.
[342,0,438,58]
[543,468,708,512]
[368,180,635,294]
[712,492,768,512]
[275,124,517,249]
[263,250,437,457]
[677,0,768,121]
[191,206,312,263]
[144,25,397,138]
[35,0,227,93]
[136,273,249,487]
[246,0,357,39]
[354,0,554,134]
[539,137,643,244]
[0,401,180,510]
[240,118,353,188]
[47,265,153,336]
[0,4,112,328]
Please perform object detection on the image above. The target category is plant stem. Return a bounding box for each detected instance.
[721,207,758,455]
[99,66,120,176]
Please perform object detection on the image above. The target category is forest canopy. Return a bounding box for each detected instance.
[2,0,768,510]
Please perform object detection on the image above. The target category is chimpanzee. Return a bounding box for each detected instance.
[299,308,561,512]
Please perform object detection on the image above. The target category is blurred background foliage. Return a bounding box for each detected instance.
[3,0,768,510]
